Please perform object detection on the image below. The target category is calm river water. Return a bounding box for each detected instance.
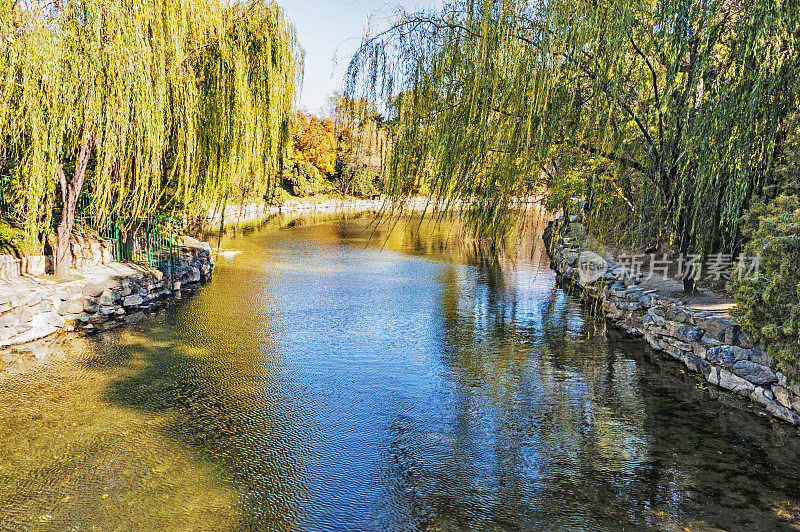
[1,214,799,531]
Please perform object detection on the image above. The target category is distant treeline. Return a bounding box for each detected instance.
[285,93,390,200]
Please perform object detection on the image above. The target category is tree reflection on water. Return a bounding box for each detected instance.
[0,213,798,531]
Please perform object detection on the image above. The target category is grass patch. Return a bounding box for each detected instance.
[0,219,25,256]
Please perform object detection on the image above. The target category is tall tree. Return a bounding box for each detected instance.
[0,0,300,277]
[346,0,799,286]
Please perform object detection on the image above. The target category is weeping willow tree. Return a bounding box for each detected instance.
[347,0,799,289]
[0,0,300,278]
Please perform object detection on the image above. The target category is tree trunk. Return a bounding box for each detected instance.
[679,202,696,294]
[54,132,95,279]
[123,223,138,261]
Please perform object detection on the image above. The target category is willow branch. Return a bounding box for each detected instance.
[627,30,664,154]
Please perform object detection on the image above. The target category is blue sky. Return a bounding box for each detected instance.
[280,0,440,113]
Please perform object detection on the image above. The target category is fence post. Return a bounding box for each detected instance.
[216,210,225,262]
[146,216,151,266]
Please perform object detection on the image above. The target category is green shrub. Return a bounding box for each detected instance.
[0,219,25,255]
[283,161,321,197]
[264,186,290,206]
[349,168,376,197]
[729,194,800,380]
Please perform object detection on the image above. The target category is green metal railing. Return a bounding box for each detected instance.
[75,214,180,265]
[0,175,15,219]
[2,183,193,285]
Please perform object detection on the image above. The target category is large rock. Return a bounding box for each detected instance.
[58,299,85,316]
[676,326,704,343]
[694,316,739,343]
[683,352,710,375]
[663,342,685,360]
[692,342,707,359]
[750,386,775,407]
[645,334,665,351]
[122,294,144,307]
[746,347,772,367]
[81,282,106,298]
[663,337,694,352]
[4,313,60,345]
[706,346,737,368]
[99,290,116,306]
[772,385,800,412]
[82,298,100,313]
[707,366,755,396]
[778,374,800,398]
[623,300,643,311]
[664,306,692,324]
[642,314,664,329]
[765,401,800,426]
[732,360,777,385]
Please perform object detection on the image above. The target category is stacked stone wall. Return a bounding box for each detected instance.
[544,216,800,427]
[0,242,213,348]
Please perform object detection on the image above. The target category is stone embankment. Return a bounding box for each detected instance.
[207,196,437,227]
[0,238,213,351]
[0,196,414,356]
[544,215,800,427]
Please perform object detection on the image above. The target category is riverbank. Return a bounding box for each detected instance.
[206,195,436,228]
[0,196,431,363]
[543,214,800,427]
[0,240,213,367]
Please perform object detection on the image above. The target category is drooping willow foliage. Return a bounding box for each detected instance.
[0,0,300,253]
[346,0,800,256]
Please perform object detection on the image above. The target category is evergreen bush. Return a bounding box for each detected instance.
[349,169,376,197]
[284,161,321,197]
[729,193,800,381]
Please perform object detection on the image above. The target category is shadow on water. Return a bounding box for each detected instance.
[88,266,320,530]
[37,213,800,531]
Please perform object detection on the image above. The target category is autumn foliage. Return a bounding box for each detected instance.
[292,111,337,176]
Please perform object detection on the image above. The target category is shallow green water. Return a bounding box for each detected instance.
[1,214,799,531]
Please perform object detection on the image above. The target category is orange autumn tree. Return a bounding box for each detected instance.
[292,111,337,176]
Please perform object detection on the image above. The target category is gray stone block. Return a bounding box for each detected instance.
[676,326,704,343]
[684,352,710,375]
[82,298,100,313]
[765,400,800,426]
[732,360,777,385]
[99,290,115,306]
[772,385,800,412]
[123,294,144,307]
[750,386,775,407]
[664,306,692,323]
[707,366,755,396]
[706,346,737,369]
[81,282,105,298]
